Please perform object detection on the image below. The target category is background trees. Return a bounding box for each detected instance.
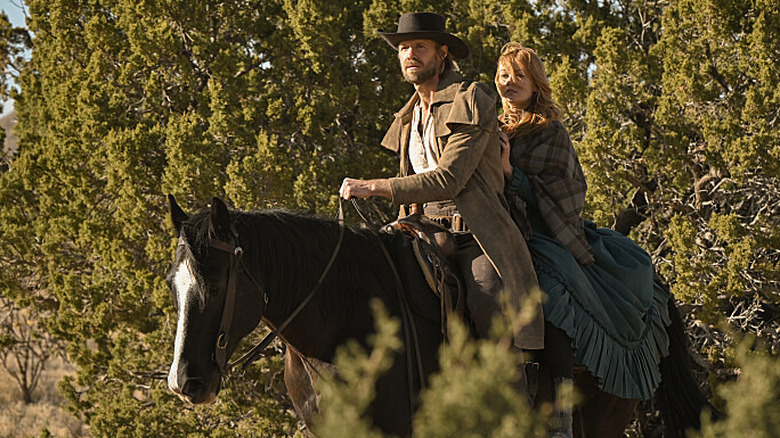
[0,0,778,436]
[0,296,62,404]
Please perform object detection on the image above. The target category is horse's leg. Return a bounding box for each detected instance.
[284,348,319,436]
[374,317,442,437]
[572,368,638,438]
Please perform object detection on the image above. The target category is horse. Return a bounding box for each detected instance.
[165,195,712,437]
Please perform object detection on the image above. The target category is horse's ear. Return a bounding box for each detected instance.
[168,194,189,234]
[209,197,232,240]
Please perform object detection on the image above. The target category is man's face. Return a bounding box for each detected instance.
[398,39,447,85]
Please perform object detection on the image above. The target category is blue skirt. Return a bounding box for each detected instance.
[530,221,671,400]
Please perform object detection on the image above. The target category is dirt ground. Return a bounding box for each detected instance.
[0,356,89,437]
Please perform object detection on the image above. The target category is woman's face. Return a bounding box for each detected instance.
[496,60,535,109]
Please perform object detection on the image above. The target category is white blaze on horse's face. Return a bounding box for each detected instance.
[168,257,197,394]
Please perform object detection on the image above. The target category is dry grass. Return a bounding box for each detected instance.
[0,356,89,438]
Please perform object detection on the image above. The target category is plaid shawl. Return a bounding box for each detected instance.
[509,121,595,265]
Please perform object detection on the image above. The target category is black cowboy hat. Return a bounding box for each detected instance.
[378,12,469,59]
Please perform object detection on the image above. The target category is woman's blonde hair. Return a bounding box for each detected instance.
[495,43,561,137]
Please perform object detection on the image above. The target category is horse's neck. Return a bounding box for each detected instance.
[248,215,347,359]
[261,295,342,361]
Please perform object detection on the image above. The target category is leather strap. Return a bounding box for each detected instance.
[213,240,242,371]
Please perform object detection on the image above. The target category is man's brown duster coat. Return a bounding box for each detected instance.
[381,70,544,349]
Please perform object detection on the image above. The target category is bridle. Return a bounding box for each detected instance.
[205,203,346,373]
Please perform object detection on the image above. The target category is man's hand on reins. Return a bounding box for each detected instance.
[340,177,392,200]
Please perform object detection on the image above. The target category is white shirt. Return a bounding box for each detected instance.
[409,101,438,174]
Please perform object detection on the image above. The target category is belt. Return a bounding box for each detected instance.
[404,203,469,233]
[426,213,469,233]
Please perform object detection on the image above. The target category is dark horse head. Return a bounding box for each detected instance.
[166,195,266,404]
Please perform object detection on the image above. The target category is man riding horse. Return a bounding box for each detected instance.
[339,10,545,403]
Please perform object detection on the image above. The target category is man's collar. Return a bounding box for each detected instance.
[432,69,463,104]
[396,70,464,119]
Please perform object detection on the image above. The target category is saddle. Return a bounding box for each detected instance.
[383,213,465,338]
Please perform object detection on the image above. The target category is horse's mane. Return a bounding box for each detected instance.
[177,207,407,318]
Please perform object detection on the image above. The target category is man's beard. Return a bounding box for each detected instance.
[402,58,440,84]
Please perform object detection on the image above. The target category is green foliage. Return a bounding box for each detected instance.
[224,130,294,210]
[4,0,403,433]
[693,343,780,438]
[315,301,546,438]
[572,0,780,372]
[412,319,545,438]
[0,10,31,102]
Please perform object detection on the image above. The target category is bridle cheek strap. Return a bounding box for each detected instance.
[212,239,243,372]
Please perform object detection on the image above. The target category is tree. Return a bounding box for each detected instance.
[0,9,31,106]
[0,296,61,404]
[575,0,780,370]
[0,9,31,170]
